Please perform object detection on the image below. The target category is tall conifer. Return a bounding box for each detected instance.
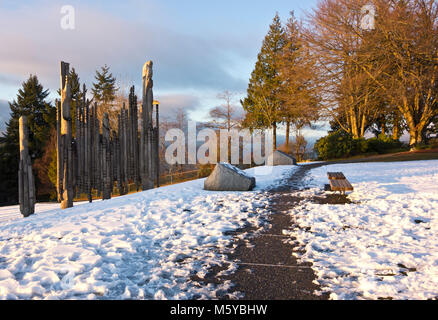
[0,75,55,204]
[241,13,287,149]
[92,65,117,110]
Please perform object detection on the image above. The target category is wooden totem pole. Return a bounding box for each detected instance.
[102,113,112,200]
[154,100,160,188]
[51,60,161,209]
[57,61,74,209]
[140,61,155,190]
[129,86,140,190]
[18,116,35,217]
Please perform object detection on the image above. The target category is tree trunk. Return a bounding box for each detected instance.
[406,115,427,146]
[285,121,290,149]
[409,128,423,146]
[272,122,277,151]
[349,107,359,139]
[392,116,399,140]
[399,98,428,146]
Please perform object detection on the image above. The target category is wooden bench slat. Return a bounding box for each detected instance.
[329,178,354,191]
[327,172,346,180]
[326,172,354,192]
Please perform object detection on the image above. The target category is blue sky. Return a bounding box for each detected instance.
[0,0,327,139]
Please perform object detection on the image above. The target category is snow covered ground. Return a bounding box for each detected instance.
[2,160,436,300]
[286,160,438,300]
[0,201,99,225]
[0,165,295,300]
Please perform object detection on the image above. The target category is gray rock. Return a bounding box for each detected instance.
[265,150,297,166]
[204,163,256,191]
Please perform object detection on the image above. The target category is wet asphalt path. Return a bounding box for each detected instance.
[223,163,329,300]
[193,163,332,300]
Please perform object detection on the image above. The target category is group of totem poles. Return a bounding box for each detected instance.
[18,60,160,216]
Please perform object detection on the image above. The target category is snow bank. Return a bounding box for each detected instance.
[0,166,296,300]
[286,160,438,300]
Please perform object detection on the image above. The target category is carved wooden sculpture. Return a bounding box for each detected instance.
[155,101,160,187]
[18,116,35,217]
[85,93,92,203]
[121,105,128,195]
[102,113,112,200]
[52,61,160,209]
[58,61,74,209]
[73,83,91,200]
[141,61,155,190]
[129,86,140,190]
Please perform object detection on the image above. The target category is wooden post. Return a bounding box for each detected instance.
[123,106,129,194]
[129,86,140,190]
[86,100,93,202]
[18,116,35,217]
[124,102,132,183]
[120,106,126,195]
[60,61,74,209]
[56,99,62,203]
[81,97,86,194]
[116,114,122,194]
[102,113,111,200]
[155,102,160,188]
[75,97,81,195]
[85,94,92,203]
[90,103,96,198]
[141,61,154,190]
[93,103,101,196]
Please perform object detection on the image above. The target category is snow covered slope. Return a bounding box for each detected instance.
[287,160,438,300]
[0,166,295,300]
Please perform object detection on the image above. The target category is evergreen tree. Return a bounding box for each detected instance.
[278,12,319,148]
[241,13,287,149]
[33,128,57,200]
[0,75,55,204]
[91,65,118,127]
[92,65,117,109]
[69,67,82,102]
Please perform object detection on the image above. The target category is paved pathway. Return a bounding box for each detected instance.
[224,163,329,300]
[194,163,331,300]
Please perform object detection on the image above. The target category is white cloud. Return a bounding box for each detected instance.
[0,2,250,97]
[156,93,200,121]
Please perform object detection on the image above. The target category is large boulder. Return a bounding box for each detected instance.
[265,150,297,166]
[204,163,256,191]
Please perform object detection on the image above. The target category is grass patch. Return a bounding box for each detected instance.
[321,148,438,163]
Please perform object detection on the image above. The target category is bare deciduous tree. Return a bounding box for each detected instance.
[307,0,438,145]
[364,0,438,145]
[305,0,382,139]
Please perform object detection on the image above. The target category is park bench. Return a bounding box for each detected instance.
[326,172,354,194]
